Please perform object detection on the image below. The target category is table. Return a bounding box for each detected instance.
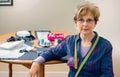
[0,31,76,77]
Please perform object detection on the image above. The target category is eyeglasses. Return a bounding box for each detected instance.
[78,18,95,24]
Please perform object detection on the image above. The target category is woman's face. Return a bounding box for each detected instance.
[76,12,96,35]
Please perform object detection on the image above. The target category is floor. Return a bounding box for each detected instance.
[0,71,68,77]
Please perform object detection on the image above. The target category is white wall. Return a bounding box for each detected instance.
[0,0,84,35]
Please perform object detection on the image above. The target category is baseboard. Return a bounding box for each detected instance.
[0,71,68,77]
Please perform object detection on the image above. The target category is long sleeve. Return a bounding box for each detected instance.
[100,42,114,77]
[34,56,45,64]
[40,36,69,61]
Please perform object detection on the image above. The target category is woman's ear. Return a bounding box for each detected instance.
[74,20,77,24]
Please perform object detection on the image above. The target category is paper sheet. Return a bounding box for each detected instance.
[0,41,34,59]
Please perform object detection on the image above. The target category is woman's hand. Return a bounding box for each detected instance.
[28,62,40,77]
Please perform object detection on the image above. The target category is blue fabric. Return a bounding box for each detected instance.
[40,32,114,77]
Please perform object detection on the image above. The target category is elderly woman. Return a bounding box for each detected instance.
[28,1,114,77]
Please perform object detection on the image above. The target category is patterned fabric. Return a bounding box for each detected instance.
[40,31,114,77]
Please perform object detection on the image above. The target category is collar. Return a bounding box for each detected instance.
[75,31,98,44]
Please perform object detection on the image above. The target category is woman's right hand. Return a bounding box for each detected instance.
[28,62,40,77]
